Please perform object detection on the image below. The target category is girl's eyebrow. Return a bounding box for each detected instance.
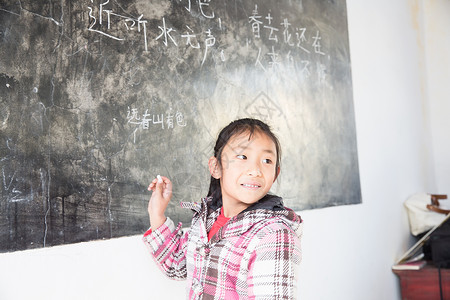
[229,142,250,153]
[262,149,276,155]
[231,145,247,154]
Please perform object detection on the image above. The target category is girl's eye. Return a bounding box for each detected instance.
[263,158,273,164]
[236,154,247,160]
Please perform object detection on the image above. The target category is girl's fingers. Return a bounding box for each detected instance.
[159,176,173,194]
[148,176,172,194]
[159,175,169,184]
[148,178,158,191]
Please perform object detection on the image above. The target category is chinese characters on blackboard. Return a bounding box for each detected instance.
[88,0,327,76]
[126,107,187,143]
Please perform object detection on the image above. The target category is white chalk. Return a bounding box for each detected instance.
[157,175,162,183]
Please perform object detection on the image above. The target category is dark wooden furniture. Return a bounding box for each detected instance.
[393,265,450,300]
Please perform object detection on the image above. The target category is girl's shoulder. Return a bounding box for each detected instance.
[252,214,300,236]
[225,215,300,252]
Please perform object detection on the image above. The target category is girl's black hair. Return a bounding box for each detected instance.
[207,118,281,206]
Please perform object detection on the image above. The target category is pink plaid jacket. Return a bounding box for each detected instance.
[143,196,303,299]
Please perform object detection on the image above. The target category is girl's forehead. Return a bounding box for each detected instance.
[227,130,276,151]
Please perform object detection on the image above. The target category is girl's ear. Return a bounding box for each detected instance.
[208,156,222,179]
[273,166,280,182]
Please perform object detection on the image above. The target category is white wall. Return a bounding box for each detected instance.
[1,1,449,299]
[0,235,186,299]
[422,0,450,194]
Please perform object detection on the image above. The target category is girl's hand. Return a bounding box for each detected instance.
[147,175,172,230]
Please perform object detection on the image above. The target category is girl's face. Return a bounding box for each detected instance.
[210,130,280,216]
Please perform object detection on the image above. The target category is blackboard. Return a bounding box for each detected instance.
[0,0,360,252]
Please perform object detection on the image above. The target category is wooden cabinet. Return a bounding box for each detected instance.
[393,265,450,300]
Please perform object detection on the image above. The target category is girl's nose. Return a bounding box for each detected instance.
[248,167,262,177]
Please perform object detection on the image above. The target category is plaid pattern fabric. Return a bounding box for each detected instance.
[143,197,303,299]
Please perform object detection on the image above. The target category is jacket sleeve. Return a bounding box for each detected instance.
[247,226,302,299]
[142,217,189,280]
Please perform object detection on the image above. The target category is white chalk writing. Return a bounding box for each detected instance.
[87,0,221,64]
[88,0,148,51]
[126,107,187,143]
[156,17,178,47]
[202,29,216,65]
[295,27,310,53]
[181,25,201,49]
[198,0,215,19]
[85,1,329,71]
[248,2,328,73]
[126,107,187,130]
[249,5,263,38]
[312,30,325,55]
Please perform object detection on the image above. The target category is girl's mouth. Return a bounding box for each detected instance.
[241,183,261,188]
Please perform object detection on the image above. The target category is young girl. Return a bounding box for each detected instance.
[143,118,303,299]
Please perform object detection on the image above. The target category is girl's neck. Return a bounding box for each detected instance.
[222,199,250,218]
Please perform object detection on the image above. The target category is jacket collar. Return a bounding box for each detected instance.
[181,194,302,242]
